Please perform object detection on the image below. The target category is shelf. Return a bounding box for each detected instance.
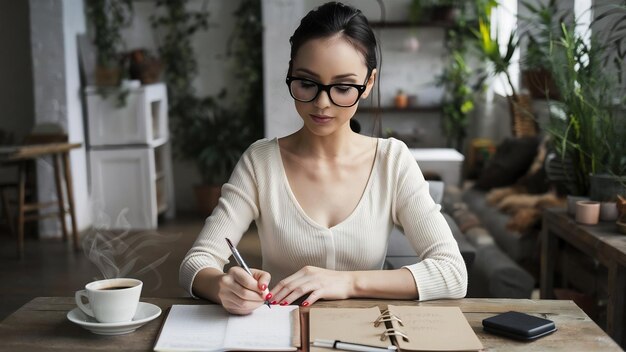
[358,106,442,113]
[369,21,454,29]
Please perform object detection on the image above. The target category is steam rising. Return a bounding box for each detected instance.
[82,206,180,290]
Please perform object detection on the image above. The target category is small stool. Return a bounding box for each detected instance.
[1,133,80,258]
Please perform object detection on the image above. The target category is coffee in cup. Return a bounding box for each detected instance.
[75,278,142,323]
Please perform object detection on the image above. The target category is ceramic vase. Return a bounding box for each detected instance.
[600,202,619,222]
[575,200,600,225]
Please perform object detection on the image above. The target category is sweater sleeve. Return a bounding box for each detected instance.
[179,144,261,298]
[391,142,467,300]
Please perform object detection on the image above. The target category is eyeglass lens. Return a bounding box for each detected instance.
[290,80,360,107]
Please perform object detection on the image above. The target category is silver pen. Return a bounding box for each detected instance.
[225,238,271,308]
[312,339,397,352]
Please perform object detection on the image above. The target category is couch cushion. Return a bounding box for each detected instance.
[467,244,535,298]
[462,188,536,263]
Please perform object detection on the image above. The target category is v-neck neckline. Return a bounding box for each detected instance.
[273,137,380,231]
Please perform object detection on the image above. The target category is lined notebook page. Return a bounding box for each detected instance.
[154,305,229,351]
[223,305,299,350]
[154,305,299,352]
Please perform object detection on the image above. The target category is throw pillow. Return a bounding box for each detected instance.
[475,137,540,190]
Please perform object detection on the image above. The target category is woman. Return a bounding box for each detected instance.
[180,1,467,315]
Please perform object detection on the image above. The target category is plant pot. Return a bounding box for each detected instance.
[95,65,121,86]
[600,202,619,222]
[575,200,600,225]
[589,174,626,202]
[194,184,221,216]
[522,69,560,100]
[508,94,538,138]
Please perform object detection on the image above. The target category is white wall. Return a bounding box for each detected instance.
[62,0,91,234]
[28,0,91,238]
[29,0,68,238]
[262,0,305,139]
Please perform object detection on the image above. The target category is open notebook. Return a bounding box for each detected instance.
[153,305,300,351]
[309,305,483,351]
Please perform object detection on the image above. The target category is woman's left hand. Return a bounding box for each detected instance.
[268,266,354,307]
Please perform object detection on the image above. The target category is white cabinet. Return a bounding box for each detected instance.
[86,83,168,147]
[86,83,174,229]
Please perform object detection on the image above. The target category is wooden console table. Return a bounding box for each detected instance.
[541,207,626,348]
[0,297,620,351]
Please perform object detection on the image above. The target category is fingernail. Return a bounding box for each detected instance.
[271,301,277,305]
[301,301,309,307]
[280,301,288,306]
[265,293,273,301]
[260,284,267,291]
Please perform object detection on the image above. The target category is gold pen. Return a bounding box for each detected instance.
[226,238,271,308]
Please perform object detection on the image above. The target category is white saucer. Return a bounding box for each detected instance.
[67,302,162,335]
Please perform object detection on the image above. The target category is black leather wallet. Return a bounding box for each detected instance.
[482,311,557,340]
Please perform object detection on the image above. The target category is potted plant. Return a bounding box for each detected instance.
[437,50,475,151]
[85,0,133,86]
[174,95,251,215]
[128,49,164,85]
[518,0,565,100]
[152,0,262,214]
[544,22,625,198]
[436,3,478,152]
[473,0,538,138]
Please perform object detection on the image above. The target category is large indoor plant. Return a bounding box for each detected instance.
[174,94,252,214]
[545,22,625,197]
[473,0,537,138]
[85,0,133,86]
[152,0,263,214]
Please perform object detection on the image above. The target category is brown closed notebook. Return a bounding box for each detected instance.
[309,306,483,351]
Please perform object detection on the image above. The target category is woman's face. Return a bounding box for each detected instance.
[290,35,376,137]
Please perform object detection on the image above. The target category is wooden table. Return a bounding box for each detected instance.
[541,207,626,348]
[0,297,619,351]
[0,143,81,256]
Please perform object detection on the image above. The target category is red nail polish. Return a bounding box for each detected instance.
[280,301,288,306]
[271,301,277,305]
[265,293,273,301]
[301,301,309,307]
[260,284,267,291]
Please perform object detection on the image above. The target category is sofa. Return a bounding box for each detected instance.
[385,177,536,299]
[442,136,560,298]
[443,186,536,298]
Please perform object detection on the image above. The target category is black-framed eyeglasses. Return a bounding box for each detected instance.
[286,76,367,107]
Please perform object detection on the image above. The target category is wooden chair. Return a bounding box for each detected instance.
[1,124,79,258]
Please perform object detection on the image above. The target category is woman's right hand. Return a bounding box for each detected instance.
[217,267,272,315]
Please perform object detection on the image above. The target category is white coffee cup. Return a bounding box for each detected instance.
[75,278,142,323]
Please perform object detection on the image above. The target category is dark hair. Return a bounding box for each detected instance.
[289,2,377,76]
[288,2,381,135]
